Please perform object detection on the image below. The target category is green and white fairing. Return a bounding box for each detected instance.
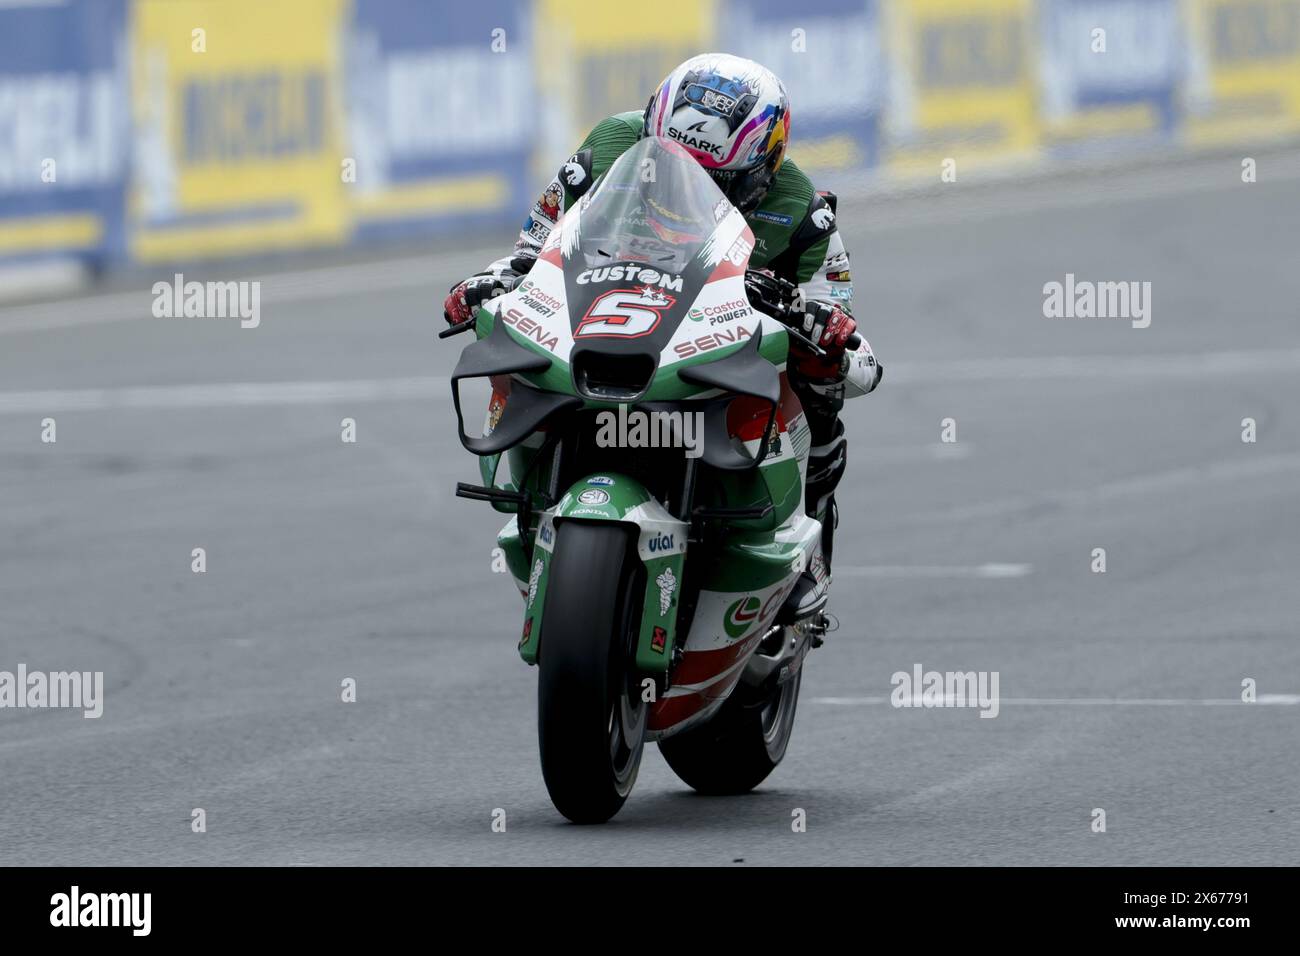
[453,136,830,739]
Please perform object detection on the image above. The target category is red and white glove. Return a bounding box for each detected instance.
[791,301,857,379]
[442,255,536,326]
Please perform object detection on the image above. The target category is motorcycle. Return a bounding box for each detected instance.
[442,136,857,823]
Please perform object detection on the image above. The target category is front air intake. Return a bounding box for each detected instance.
[571,350,657,402]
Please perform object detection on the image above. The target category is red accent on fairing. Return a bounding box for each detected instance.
[673,632,763,685]
[648,670,747,732]
[537,243,564,268]
[727,396,785,442]
[705,222,756,282]
[777,371,803,422]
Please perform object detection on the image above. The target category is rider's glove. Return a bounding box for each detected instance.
[803,300,857,353]
[791,302,882,396]
[442,254,537,326]
[790,300,857,378]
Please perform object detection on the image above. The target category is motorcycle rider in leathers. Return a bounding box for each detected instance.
[443,53,883,592]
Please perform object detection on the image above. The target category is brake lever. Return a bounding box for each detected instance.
[439,319,476,339]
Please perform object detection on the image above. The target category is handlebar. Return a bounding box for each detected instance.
[744,269,861,354]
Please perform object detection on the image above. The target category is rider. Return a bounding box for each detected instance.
[443,53,883,580]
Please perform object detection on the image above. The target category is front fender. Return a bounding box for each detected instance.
[517,473,687,679]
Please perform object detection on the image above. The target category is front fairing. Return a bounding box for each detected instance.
[479,135,788,406]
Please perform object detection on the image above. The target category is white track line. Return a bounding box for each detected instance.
[812,695,1300,706]
[887,348,1300,385]
[837,563,1032,579]
[0,377,449,413]
[2,346,1298,416]
[0,248,499,334]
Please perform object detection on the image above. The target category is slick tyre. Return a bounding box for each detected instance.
[659,668,802,796]
[537,521,647,824]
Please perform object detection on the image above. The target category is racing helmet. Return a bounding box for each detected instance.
[642,53,791,214]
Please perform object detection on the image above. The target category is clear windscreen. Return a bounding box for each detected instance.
[569,136,733,276]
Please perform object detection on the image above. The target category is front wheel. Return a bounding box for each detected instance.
[537,521,647,823]
[659,664,803,796]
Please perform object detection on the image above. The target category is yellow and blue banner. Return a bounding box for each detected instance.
[0,0,128,264]
[3,0,1299,270]
[883,0,1041,173]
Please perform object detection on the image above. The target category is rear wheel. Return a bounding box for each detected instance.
[537,521,646,823]
[659,663,802,795]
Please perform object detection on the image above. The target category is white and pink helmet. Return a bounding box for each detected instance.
[642,53,791,213]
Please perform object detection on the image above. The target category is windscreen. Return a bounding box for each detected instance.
[567,136,732,277]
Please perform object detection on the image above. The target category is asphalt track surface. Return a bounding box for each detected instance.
[1,151,1298,865]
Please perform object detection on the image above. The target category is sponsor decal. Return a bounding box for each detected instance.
[829,287,852,301]
[809,550,829,584]
[519,617,533,647]
[752,209,794,226]
[500,306,559,352]
[561,154,586,187]
[539,523,553,545]
[689,298,747,326]
[826,270,852,283]
[725,235,753,267]
[656,566,677,616]
[760,580,796,621]
[516,280,563,316]
[524,216,551,243]
[712,198,731,223]
[576,286,676,339]
[685,82,740,116]
[527,559,543,608]
[823,250,848,270]
[577,488,609,505]
[647,532,675,553]
[569,507,607,516]
[539,181,563,222]
[587,476,614,486]
[723,596,761,639]
[667,126,723,156]
[485,394,505,434]
[576,265,684,291]
[764,423,783,460]
[811,207,835,230]
[672,324,753,358]
[651,625,668,654]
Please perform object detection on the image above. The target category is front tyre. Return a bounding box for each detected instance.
[537,521,647,823]
[659,666,802,796]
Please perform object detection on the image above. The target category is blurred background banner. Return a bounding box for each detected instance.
[881,0,1041,172]
[0,0,129,267]
[1183,0,1300,144]
[1,0,1297,275]
[128,0,349,262]
[720,0,886,174]
[345,0,534,243]
[1038,0,1182,154]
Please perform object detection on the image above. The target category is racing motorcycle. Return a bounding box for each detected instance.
[442,136,857,823]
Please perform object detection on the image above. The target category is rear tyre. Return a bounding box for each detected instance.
[537,521,646,824]
[659,665,802,796]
